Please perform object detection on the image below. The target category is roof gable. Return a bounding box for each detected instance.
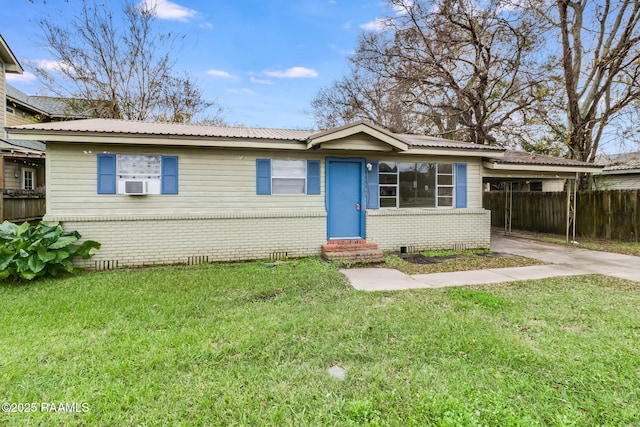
[0,35,23,74]
[307,121,409,152]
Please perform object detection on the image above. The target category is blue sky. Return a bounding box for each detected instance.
[3,0,394,129]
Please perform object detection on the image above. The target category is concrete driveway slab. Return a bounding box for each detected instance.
[341,233,640,291]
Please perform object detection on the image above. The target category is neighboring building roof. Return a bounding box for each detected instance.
[599,151,640,174]
[27,96,94,119]
[6,84,49,116]
[0,138,46,154]
[6,84,93,119]
[0,34,23,74]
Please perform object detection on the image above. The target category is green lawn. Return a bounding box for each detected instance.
[1,260,639,426]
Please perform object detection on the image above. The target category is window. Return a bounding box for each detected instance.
[22,168,36,190]
[256,159,320,195]
[6,106,15,114]
[272,160,306,194]
[378,162,454,208]
[529,182,543,192]
[97,154,178,195]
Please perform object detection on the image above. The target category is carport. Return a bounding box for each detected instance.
[482,151,603,242]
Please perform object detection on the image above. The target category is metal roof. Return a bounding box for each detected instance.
[487,150,602,168]
[399,133,504,151]
[10,118,313,141]
[599,151,640,172]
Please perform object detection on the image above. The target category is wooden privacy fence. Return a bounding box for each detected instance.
[0,189,46,223]
[483,190,640,241]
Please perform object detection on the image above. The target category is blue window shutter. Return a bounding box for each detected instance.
[366,161,379,209]
[97,154,116,194]
[161,156,179,194]
[307,160,321,195]
[256,159,271,195]
[455,163,467,208]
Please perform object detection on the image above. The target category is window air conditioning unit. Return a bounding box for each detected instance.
[124,180,148,195]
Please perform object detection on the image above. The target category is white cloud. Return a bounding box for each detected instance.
[342,21,352,30]
[359,17,393,32]
[250,76,274,85]
[206,69,234,78]
[199,22,213,29]
[36,59,65,71]
[228,88,256,95]
[6,71,37,84]
[263,67,319,78]
[140,0,197,22]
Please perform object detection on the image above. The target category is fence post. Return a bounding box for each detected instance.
[566,174,577,242]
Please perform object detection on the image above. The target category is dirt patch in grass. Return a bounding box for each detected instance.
[382,249,545,275]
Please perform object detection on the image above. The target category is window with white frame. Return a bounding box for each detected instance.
[378,162,454,208]
[271,160,307,194]
[22,168,36,190]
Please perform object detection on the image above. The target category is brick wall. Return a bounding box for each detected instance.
[59,209,490,269]
[59,212,326,269]
[366,208,491,252]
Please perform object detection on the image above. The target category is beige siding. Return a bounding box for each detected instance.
[321,134,395,151]
[5,111,34,127]
[595,174,640,190]
[46,143,326,217]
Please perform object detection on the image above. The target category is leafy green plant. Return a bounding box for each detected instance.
[0,221,100,281]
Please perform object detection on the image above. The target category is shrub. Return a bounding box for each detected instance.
[0,221,100,281]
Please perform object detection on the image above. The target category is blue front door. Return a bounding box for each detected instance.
[327,159,364,239]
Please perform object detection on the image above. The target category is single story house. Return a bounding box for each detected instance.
[7,119,601,268]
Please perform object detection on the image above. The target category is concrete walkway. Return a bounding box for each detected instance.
[341,233,640,291]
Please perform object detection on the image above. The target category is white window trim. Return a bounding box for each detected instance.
[378,162,455,209]
[271,160,307,195]
[22,167,36,190]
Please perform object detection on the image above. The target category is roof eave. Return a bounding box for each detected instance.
[0,35,24,74]
[403,148,506,158]
[483,160,603,173]
[6,129,309,150]
[601,168,640,175]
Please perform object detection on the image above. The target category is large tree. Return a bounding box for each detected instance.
[312,0,548,145]
[555,0,640,163]
[35,0,224,124]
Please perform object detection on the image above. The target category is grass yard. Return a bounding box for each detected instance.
[1,259,639,426]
